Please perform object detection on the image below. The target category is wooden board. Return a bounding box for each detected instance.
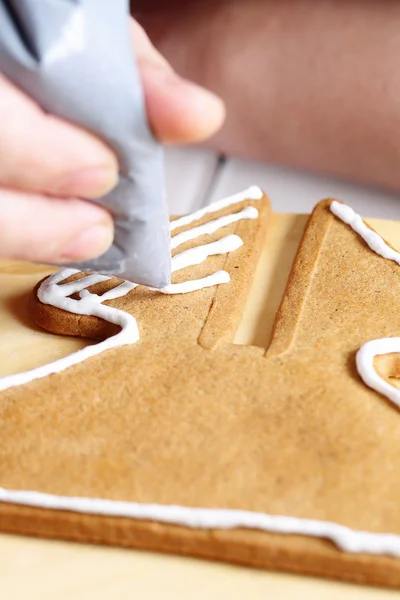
[0,212,399,599]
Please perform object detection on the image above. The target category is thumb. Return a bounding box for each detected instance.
[130,19,226,144]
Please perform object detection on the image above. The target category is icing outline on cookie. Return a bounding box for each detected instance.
[0,187,261,392]
[330,201,400,409]
[1,190,400,559]
[0,486,399,558]
[0,188,400,558]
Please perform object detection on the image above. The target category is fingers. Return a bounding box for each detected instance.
[130,19,226,143]
[0,18,224,199]
[0,74,118,199]
[140,65,226,144]
[0,74,117,263]
[0,16,224,266]
[0,189,114,264]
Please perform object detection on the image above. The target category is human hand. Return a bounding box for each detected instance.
[0,18,225,264]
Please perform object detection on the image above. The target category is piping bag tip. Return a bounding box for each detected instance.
[66,208,172,289]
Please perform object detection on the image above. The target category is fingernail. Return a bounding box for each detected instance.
[55,167,119,199]
[58,223,114,262]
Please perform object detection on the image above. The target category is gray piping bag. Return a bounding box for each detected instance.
[0,0,171,288]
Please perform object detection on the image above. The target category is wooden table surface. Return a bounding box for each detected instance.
[1,209,399,599]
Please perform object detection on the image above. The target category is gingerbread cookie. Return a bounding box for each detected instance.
[1,187,400,588]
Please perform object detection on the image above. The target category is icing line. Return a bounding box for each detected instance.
[170,185,263,232]
[356,339,400,409]
[0,270,140,393]
[1,193,400,559]
[171,207,258,250]
[330,201,400,265]
[171,235,243,272]
[78,237,242,301]
[0,194,260,392]
[157,271,231,295]
[330,200,400,408]
[0,487,399,557]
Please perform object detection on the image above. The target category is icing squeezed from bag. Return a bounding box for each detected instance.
[2,190,400,559]
[0,187,259,392]
[330,200,400,408]
[0,486,399,558]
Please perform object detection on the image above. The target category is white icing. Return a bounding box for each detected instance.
[170,185,263,232]
[79,236,243,300]
[170,207,258,250]
[0,487,399,558]
[80,280,136,303]
[0,192,399,559]
[356,339,400,408]
[0,192,259,392]
[157,271,231,295]
[330,201,400,408]
[171,235,243,272]
[330,201,400,264]
[0,270,140,393]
